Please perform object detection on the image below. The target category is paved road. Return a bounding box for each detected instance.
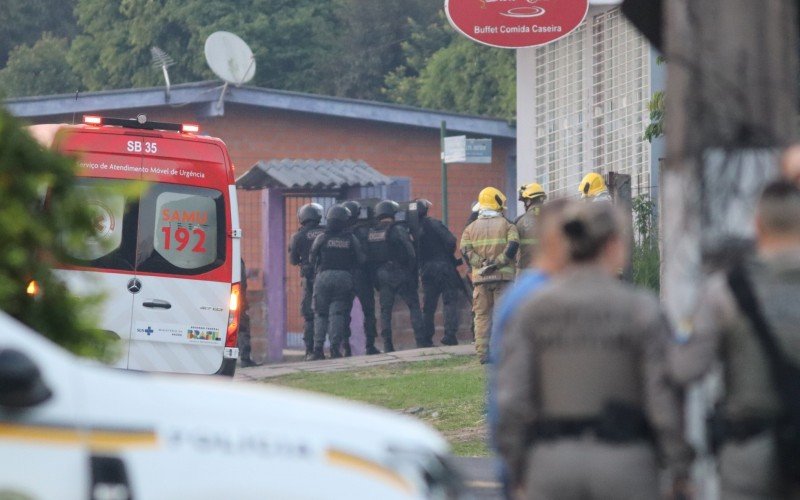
[451,457,503,499]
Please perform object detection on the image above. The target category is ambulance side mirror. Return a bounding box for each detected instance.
[0,349,52,408]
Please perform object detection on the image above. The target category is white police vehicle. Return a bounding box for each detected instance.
[0,312,460,499]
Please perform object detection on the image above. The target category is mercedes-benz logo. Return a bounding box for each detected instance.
[127,278,142,294]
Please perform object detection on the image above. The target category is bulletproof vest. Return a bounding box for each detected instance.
[297,225,325,264]
[367,221,396,265]
[318,232,357,271]
[419,217,449,263]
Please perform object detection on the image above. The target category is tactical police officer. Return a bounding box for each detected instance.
[461,187,519,363]
[671,180,800,499]
[496,201,692,499]
[515,183,547,270]
[309,205,365,360]
[416,199,460,346]
[342,200,381,355]
[368,200,426,352]
[288,203,325,359]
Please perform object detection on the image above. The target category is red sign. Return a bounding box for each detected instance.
[445,0,589,49]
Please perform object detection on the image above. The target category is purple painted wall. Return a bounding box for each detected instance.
[263,188,286,362]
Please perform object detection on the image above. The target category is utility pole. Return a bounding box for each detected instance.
[661,0,797,495]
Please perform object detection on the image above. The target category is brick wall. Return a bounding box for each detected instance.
[34,104,513,359]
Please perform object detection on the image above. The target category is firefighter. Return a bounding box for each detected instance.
[342,200,381,355]
[578,172,612,202]
[515,183,547,270]
[368,200,426,352]
[308,205,365,360]
[416,199,460,346]
[460,187,519,363]
[288,203,325,360]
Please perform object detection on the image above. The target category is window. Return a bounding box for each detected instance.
[137,184,225,275]
[62,179,137,270]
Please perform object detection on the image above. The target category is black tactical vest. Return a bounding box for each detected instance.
[319,232,357,271]
[367,221,394,265]
[419,217,448,263]
[297,225,325,265]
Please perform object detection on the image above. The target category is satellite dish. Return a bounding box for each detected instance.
[204,31,256,85]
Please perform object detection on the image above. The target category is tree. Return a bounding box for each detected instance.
[68,0,340,93]
[631,195,660,291]
[0,109,111,359]
[384,15,516,120]
[0,34,80,98]
[0,0,77,66]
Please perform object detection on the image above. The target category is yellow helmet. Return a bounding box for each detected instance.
[579,173,607,198]
[518,182,547,202]
[478,187,507,211]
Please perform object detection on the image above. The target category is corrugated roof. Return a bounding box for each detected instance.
[236,159,390,190]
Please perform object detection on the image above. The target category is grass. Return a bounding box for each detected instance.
[266,356,490,456]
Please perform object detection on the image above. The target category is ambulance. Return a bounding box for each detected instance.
[28,115,242,376]
[0,312,461,499]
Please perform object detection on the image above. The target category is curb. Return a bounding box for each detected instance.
[235,344,476,381]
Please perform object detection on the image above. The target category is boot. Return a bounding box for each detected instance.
[416,339,434,348]
[304,345,314,361]
[343,342,352,357]
[310,347,325,361]
[329,344,342,359]
[383,339,395,353]
[365,343,381,355]
[441,336,458,346]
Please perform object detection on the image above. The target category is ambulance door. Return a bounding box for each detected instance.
[57,132,145,370]
[128,183,230,374]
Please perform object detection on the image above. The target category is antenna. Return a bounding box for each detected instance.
[204,32,256,112]
[151,46,175,101]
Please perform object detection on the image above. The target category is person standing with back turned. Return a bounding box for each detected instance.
[368,200,426,352]
[416,199,460,347]
[671,180,800,499]
[497,201,692,500]
[309,205,365,360]
[288,203,325,360]
[460,187,519,364]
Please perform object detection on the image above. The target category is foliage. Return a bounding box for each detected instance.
[271,356,489,456]
[643,57,666,143]
[0,34,80,98]
[631,194,660,292]
[0,0,77,66]
[0,109,112,359]
[643,90,664,143]
[384,14,516,120]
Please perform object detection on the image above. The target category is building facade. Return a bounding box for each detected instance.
[516,3,664,200]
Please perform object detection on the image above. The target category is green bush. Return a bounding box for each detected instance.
[0,109,112,359]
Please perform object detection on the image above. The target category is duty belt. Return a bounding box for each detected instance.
[532,416,653,444]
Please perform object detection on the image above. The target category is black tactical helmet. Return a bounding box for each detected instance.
[415,199,432,217]
[298,203,323,225]
[326,205,351,231]
[342,200,361,223]
[374,200,399,220]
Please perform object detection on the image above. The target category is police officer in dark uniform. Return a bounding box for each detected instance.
[342,200,381,355]
[368,200,426,352]
[416,199,460,346]
[309,205,365,360]
[288,203,325,359]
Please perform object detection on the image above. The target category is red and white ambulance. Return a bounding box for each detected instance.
[29,115,242,376]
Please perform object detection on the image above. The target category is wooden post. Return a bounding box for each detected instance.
[662,0,797,495]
